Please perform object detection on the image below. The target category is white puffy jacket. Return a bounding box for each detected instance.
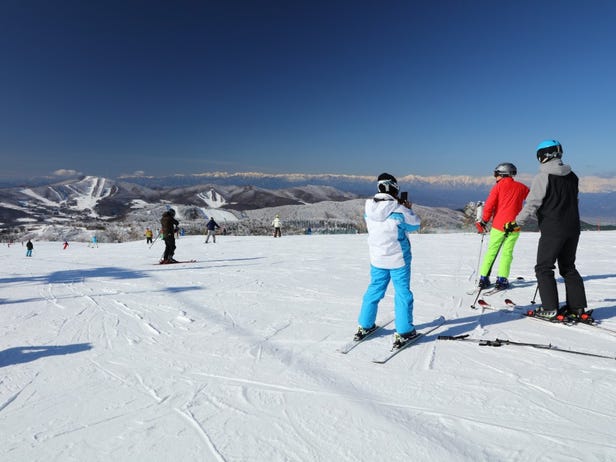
[365,193,421,269]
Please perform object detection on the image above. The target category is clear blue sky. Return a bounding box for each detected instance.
[2,0,615,180]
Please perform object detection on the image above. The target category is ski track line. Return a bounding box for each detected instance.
[111,299,165,338]
[223,311,237,327]
[249,320,294,360]
[281,403,321,460]
[263,320,292,341]
[40,412,134,442]
[133,372,169,404]
[174,407,227,462]
[42,283,66,310]
[426,343,438,370]
[460,355,616,425]
[0,375,38,413]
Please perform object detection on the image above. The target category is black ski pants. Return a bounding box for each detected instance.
[163,235,176,261]
[535,233,587,311]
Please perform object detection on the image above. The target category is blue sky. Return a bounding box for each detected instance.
[1,0,615,180]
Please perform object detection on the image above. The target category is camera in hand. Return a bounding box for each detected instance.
[400,191,408,203]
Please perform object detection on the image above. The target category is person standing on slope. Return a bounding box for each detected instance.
[272,214,282,237]
[205,217,221,243]
[354,173,421,349]
[160,208,180,264]
[475,163,529,290]
[510,140,589,321]
[26,239,33,257]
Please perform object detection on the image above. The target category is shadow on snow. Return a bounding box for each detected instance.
[0,343,93,368]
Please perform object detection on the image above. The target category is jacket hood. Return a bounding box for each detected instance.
[365,193,399,222]
[540,159,572,176]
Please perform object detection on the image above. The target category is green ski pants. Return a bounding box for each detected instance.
[480,228,520,278]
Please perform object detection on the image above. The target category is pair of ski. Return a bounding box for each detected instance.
[157,259,198,265]
[338,316,446,363]
[475,298,616,336]
[467,286,504,297]
[466,276,525,297]
[438,334,616,360]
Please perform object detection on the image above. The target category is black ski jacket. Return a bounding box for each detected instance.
[160,212,179,238]
[516,159,580,236]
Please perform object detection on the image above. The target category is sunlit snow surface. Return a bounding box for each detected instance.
[1,231,615,461]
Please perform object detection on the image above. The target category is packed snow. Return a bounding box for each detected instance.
[1,230,616,461]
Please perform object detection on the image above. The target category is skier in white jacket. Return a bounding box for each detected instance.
[354,173,421,348]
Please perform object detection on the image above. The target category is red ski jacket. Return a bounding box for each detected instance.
[482,177,530,232]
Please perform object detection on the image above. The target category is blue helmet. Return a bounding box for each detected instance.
[536,139,563,163]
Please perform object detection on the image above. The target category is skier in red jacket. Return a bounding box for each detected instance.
[475,163,529,290]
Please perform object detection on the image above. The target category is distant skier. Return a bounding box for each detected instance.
[145,228,153,244]
[475,163,529,290]
[354,173,421,349]
[272,214,282,237]
[160,209,179,264]
[63,241,69,250]
[26,240,33,257]
[205,217,221,243]
[90,235,98,248]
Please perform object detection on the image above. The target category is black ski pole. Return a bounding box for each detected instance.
[531,284,539,304]
[438,335,616,360]
[149,233,160,249]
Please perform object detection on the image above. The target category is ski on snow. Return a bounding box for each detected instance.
[466,276,525,296]
[481,286,507,297]
[338,318,395,354]
[438,334,616,360]
[475,298,616,335]
[371,316,446,364]
[157,259,198,265]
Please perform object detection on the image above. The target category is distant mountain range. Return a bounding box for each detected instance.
[114,171,614,224]
[1,172,614,242]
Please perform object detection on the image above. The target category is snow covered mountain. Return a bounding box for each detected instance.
[1,173,614,243]
[0,175,473,243]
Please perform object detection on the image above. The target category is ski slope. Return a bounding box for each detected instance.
[1,231,615,461]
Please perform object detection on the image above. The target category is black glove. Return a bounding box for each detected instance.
[504,221,520,233]
[475,220,487,233]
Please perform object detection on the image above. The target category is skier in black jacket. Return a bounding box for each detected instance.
[509,140,588,321]
[160,209,179,263]
[205,217,220,243]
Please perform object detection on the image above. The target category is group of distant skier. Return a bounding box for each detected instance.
[150,207,285,264]
[355,139,591,351]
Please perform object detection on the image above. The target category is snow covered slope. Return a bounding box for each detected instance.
[1,231,615,461]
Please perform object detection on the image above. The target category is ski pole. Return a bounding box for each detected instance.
[530,284,539,304]
[438,335,616,360]
[473,232,486,286]
[149,233,161,249]
[472,201,485,285]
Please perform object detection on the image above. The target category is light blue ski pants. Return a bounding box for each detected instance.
[358,264,414,335]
